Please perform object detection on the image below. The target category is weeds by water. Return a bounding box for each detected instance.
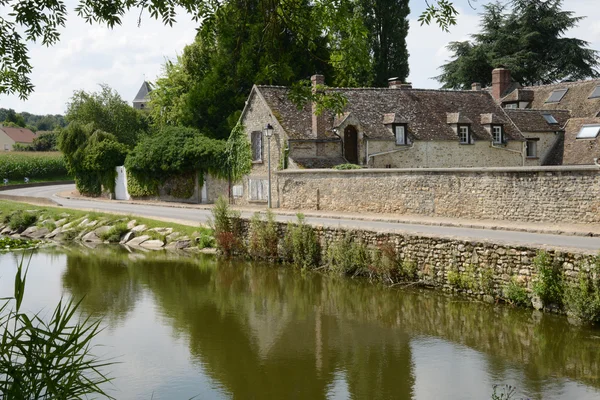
[211,197,244,256]
[248,211,278,260]
[0,255,113,398]
[532,251,564,308]
[100,222,130,243]
[503,277,530,307]
[281,214,320,269]
[564,258,600,323]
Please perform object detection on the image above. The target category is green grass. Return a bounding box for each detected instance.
[0,200,204,239]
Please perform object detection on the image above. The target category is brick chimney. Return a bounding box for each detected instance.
[492,68,511,100]
[471,82,482,91]
[311,74,326,138]
[388,78,412,89]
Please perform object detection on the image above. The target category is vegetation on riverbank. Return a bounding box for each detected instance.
[0,152,70,182]
[212,198,600,325]
[0,256,112,398]
[0,200,213,251]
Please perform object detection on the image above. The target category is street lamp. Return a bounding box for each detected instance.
[264,123,274,208]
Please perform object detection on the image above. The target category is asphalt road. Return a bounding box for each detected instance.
[2,184,599,252]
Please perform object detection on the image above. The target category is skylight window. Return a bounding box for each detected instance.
[546,88,568,103]
[589,85,600,99]
[542,113,558,124]
[576,125,600,139]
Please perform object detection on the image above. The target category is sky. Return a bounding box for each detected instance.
[1,0,599,115]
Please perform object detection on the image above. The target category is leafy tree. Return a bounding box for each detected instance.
[0,0,457,100]
[0,109,26,127]
[361,0,411,86]
[66,84,149,147]
[437,0,600,89]
[31,131,58,151]
[125,126,226,181]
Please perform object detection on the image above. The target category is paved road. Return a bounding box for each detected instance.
[3,184,600,252]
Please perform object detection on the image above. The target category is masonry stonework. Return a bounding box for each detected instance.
[277,166,600,224]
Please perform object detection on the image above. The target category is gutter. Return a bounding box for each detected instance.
[490,141,525,166]
[367,139,414,166]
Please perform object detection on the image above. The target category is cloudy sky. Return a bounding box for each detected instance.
[1,0,599,115]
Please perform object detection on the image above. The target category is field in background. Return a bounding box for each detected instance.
[0,152,70,183]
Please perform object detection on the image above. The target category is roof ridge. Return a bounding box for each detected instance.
[257,85,492,94]
[524,78,600,89]
[506,108,571,112]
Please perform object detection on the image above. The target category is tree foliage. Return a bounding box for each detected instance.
[437,0,600,89]
[1,0,457,100]
[225,123,253,183]
[66,84,149,147]
[125,126,226,181]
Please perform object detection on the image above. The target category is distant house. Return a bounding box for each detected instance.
[133,81,152,110]
[494,68,600,165]
[0,126,36,151]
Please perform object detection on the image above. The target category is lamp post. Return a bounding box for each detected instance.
[264,123,274,208]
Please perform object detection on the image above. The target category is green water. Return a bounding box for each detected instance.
[0,248,599,399]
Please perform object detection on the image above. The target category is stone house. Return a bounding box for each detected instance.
[0,126,36,151]
[493,68,600,165]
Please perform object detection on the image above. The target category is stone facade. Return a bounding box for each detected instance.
[277,166,600,224]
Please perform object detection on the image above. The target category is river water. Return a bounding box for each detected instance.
[0,248,599,399]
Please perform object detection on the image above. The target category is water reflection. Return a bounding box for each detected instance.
[4,249,599,399]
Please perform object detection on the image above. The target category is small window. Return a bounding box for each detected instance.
[526,139,538,158]
[3,144,9,151]
[589,85,600,99]
[576,125,600,139]
[458,125,471,144]
[394,124,407,145]
[251,131,262,162]
[232,185,243,198]
[504,103,518,109]
[492,125,503,144]
[545,88,568,103]
[140,103,145,109]
[542,113,558,124]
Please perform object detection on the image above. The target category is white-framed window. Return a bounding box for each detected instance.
[248,179,268,201]
[3,144,9,151]
[504,103,518,109]
[492,125,503,144]
[251,131,262,162]
[526,139,538,158]
[459,125,471,144]
[394,124,407,145]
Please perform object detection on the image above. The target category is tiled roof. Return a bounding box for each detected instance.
[0,126,36,143]
[518,79,600,118]
[133,81,152,102]
[257,86,524,142]
[504,109,571,132]
[562,117,600,165]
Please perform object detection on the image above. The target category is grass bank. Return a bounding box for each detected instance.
[0,200,213,250]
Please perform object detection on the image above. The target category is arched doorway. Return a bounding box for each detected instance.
[344,125,359,164]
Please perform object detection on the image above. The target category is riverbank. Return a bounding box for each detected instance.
[0,200,214,252]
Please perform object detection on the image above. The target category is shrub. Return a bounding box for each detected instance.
[8,211,37,232]
[564,261,600,323]
[479,265,496,295]
[503,277,530,306]
[99,222,129,243]
[332,163,361,170]
[327,234,371,276]
[197,233,216,249]
[281,214,320,269]
[211,196,244,256]
[248,211,279,260]
[532,251,564,307]
[127,170,158,198]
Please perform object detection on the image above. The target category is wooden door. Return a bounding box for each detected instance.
[344,125,358,164]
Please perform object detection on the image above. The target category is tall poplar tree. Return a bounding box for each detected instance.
[362,0,411,86]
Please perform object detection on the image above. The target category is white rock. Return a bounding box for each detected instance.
[140,239,165,249]
[149,227,173,235]
[127,220,137,230]
[127,235,150,246]
[131,224,147,233]
[120,231,135,244]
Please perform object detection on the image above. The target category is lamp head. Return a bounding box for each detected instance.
[265,123,274,138]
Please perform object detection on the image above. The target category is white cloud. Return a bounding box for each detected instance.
[0,0,598,114]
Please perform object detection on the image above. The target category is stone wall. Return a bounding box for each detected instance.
[277,166,600,224]
[238,217,596,301]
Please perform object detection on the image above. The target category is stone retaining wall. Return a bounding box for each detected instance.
[277,166,600,224]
